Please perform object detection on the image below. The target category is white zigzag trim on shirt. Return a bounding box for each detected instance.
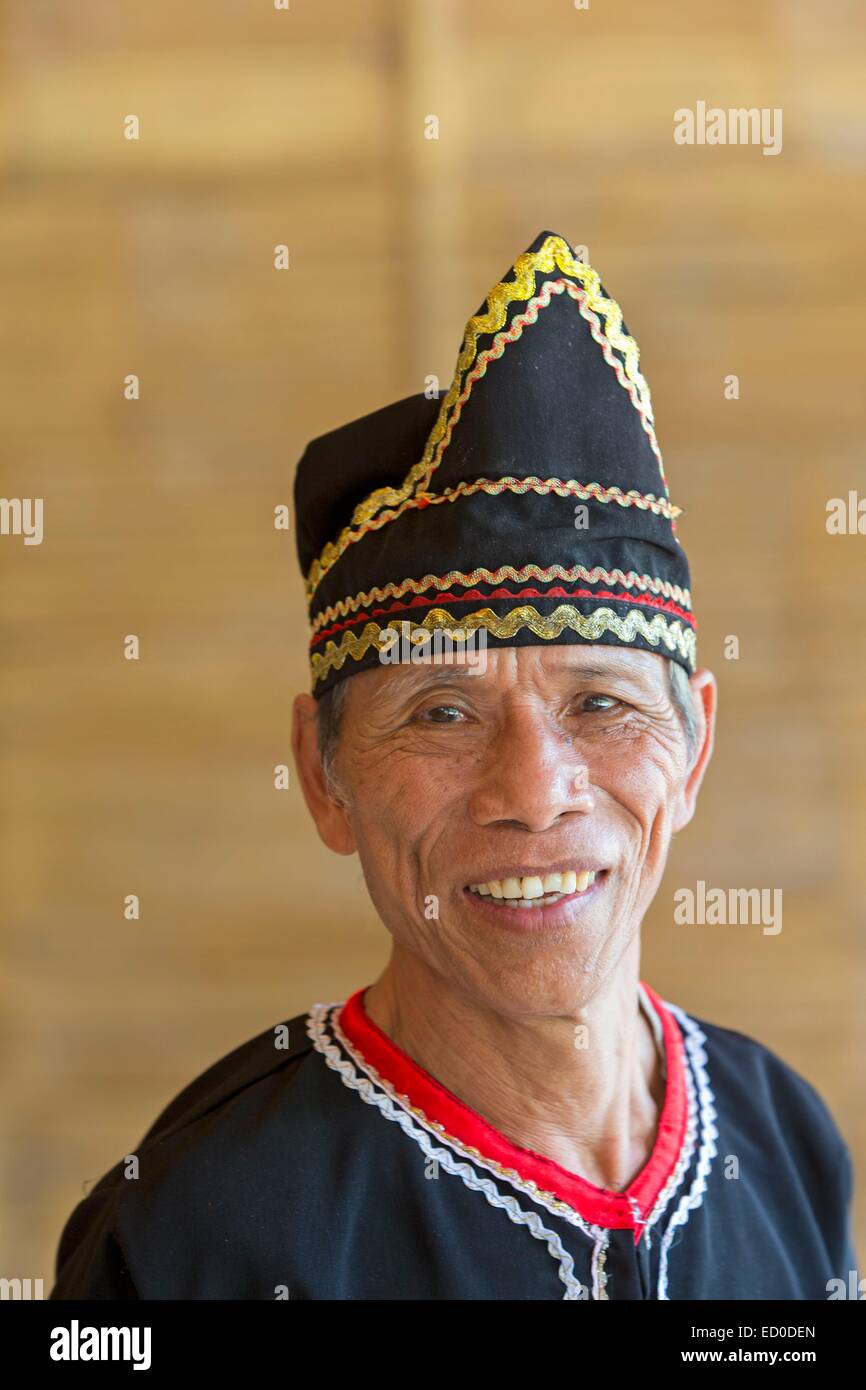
[324,1000,613,1289]
[307,1002,595,1300]
[329,989,698,1236]
[307,1000,711,1301]
[655,1002,720,1300]
[637,1047,699,1242]
[328,1003,604,1236]
[629,986,699,1241]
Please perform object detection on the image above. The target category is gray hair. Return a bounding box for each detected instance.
[315,656,700,792]
[316,679,350,800]
[667,658,700,766]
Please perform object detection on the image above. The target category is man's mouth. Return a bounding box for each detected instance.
[466,869,601,909]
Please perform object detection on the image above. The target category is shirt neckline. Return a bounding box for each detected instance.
[638,981,667,1079]
[336,979,688,1233]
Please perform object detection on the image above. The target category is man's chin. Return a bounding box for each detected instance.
[429,922,619,1017]
[449,959,608,1023]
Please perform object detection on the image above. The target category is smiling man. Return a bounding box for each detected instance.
[51,232,857,1301]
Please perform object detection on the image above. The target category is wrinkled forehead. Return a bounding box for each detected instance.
[346,642,673,709]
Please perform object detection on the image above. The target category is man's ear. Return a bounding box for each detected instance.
[671,668,717,834]
[291,692,357,856]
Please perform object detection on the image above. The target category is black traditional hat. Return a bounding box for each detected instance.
[294,230,695,696]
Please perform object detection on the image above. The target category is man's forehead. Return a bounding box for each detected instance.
[352,645,667,703]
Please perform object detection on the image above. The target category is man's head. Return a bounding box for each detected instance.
[292,645,715,1018]
[292,231,709,1015]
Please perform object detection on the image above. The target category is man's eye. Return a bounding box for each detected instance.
[415,704,466,724]
[578,694,621,713]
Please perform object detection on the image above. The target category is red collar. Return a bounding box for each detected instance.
[336,982,688,1237]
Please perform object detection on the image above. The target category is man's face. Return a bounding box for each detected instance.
[297,645,715,1018]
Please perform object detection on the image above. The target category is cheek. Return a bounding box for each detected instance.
[348,750,467,857]
[594,736,683,849]
[346,755,469,934]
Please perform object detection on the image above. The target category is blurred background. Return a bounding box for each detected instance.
[2,0,865,1283]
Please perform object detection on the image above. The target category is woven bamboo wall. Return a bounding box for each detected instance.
[2,0,864,1284]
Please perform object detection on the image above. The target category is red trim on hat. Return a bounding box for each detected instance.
[336,981,688,1239]
[311,587,696,646]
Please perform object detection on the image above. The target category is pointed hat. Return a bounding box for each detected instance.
[294,230,694,695]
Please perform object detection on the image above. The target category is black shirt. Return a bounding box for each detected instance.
[50,983,858,1300]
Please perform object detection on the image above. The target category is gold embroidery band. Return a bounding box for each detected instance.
[308,239,668,601]
[305,476,682,602]
[310,563,693,635]
[406,278,666,504]
[351,234,655,530]
[310,603,697,684]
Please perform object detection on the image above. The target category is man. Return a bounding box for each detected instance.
[51,231,856,1300]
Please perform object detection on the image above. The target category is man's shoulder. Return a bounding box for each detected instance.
[670,998,851,1165]
[51,1007,336,1295]
[139,1009,317,1146]
[75,1008,322,1213]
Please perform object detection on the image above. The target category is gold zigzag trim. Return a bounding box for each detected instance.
[307,236,657,600]
[354,236,651,525]
[311,563,693,634]
[305,475,682,602]
[311,604,697,683]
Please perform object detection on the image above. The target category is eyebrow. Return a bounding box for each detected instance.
[550,660,659,692]
[558,665,620,680]
[376,662,480,702]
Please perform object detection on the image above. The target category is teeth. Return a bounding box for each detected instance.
[468,870,598,904]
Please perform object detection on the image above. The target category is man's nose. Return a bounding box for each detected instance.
[467,707,594,832]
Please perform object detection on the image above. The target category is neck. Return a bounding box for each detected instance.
[362,944,664,1192]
